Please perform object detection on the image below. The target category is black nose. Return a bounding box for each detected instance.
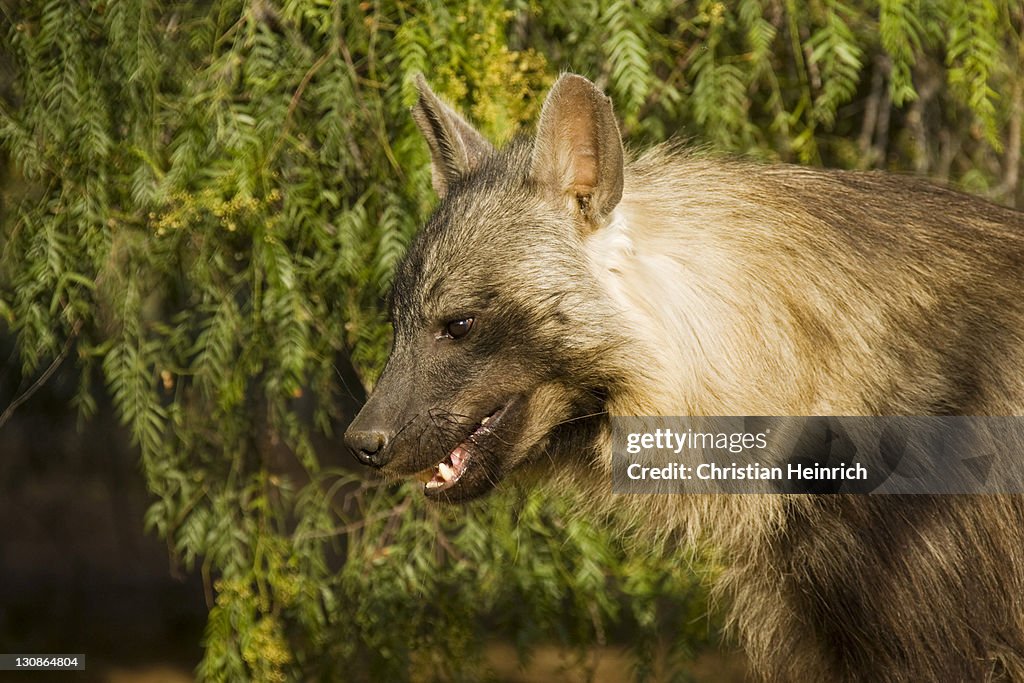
[345,429,389,467]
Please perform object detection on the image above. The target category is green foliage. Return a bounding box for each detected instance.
[1,1,1023,681]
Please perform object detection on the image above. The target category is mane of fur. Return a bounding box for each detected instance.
[571,145,1024,682]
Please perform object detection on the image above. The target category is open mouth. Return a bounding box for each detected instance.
[419,404,509,494]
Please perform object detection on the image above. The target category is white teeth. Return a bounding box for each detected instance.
[481,415,491,425]
[423,429,484,493]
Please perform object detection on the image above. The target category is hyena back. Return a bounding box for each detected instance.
[345,73,1024,681]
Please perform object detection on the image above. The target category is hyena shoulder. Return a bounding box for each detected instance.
[591,146,1024,419]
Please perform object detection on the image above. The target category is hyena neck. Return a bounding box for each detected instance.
[583,173,781,418]
[584,208,695,416]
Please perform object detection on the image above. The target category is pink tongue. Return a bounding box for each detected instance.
[450,447,468,471]
[427,445,473,490]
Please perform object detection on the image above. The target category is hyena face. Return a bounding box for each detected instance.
[344,74,628,502]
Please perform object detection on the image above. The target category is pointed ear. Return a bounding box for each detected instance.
[411,74,495,197]
[530,74,624,224]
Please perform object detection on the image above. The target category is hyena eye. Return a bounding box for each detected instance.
[441,317,474,340]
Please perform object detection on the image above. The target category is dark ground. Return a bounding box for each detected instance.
[0,336,207,683]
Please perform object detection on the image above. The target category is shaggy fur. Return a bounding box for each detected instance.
[346,73,1024,681]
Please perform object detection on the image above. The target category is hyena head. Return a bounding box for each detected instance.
[344,74,633,502]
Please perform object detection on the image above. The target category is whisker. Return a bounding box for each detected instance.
[331,362,363,403]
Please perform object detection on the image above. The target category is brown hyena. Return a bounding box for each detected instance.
[346,73,1024,681]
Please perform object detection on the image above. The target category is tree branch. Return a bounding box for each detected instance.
[0,319,83,431]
